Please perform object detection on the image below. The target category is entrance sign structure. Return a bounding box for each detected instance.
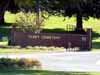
[11,25,92,50]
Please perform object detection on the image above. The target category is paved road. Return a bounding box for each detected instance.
[0,52,100,72]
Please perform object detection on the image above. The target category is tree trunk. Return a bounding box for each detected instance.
[0,0,11,24]
[0,12,4,24]
[0,0,17,24]
[76,13,83,31]
[7,0,18,13]
[0,0,6,24]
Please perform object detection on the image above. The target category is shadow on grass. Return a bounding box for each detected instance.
[92,42,100,49]
[0,70,90,75]
[91,31,100,50]
[92,31,100,40]
[0,23,12,27]
[0,25,11,41]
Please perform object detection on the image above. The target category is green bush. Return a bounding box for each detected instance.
[2,36,8,42]
[0,58,41,70]
[0,58,17,70]
[15,11,44,33]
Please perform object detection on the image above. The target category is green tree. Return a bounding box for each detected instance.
[40,0,99,31]
[0,0,100,31]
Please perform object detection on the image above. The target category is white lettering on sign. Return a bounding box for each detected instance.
[28,35,61,40]
[28,35,40,39]
[41,36,61,40]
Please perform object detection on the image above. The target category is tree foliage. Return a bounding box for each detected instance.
[39,0,100,30]
[0,0,100,30]
[14,0,35,11]
[40,0,98,17]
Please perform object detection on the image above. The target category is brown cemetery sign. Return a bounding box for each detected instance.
[11,26,92,50]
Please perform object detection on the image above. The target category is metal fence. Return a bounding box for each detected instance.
[66,24,76,31]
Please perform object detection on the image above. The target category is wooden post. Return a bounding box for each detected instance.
[87,28,92,50]
[11,24,16,45]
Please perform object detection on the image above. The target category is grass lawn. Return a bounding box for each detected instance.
[0,42,65,53]
[0,11,99,52]
[0,70,100,75]
[0,48,65,53]
[0,49,46,53]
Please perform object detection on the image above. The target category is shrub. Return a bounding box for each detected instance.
[0,58,17,70]
[17,58,41,68]
[0,58,41,70]
[15,11,44,33]
[2,36,8,42]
